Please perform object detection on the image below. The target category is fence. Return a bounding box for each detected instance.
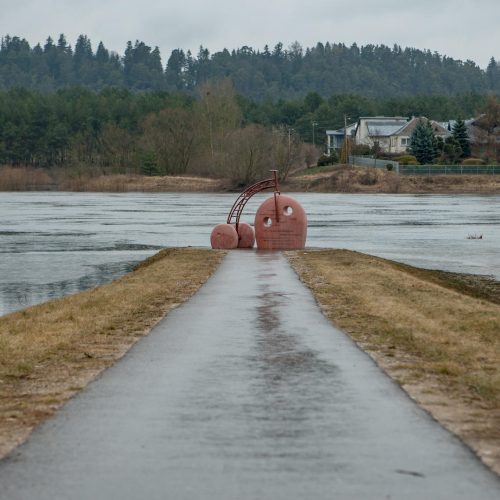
[398,165,500,175]
[349,156,400,172]
[350,156,500,175]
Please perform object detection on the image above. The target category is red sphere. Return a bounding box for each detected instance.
[236,222,255,248]
[210,223,239,249]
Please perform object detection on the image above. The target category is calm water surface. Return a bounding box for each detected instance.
[0,192,499,316]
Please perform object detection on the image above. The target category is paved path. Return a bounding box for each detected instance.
[1,251,500,500]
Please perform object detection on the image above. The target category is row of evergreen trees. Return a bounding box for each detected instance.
[0,85,492,168]
[408,96,500,164]
[2,34,500,98]
[409,119,471,164]
[0,35,163,91]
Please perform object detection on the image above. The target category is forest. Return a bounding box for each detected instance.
[0,84,494,177]
[1,34,500,99]
[1,34,500,184]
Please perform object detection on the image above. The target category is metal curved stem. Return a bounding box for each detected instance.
[226,171,280,229]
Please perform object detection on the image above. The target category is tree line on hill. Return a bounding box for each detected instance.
[0,82,318,185]
[2,34,500,99]
[2,82,497,177]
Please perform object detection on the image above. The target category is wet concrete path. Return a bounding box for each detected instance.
[1,251,500,500]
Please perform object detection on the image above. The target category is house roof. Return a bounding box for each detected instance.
[395,117,450,137]
[364,118,408,137]
[356,116,409,137]
[326,123,357,136]
[437,119,475,130]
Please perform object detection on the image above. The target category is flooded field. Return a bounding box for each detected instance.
[1,192,499,316]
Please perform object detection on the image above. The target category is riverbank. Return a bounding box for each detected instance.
[286,249,500,475]
[0,248,224,459]
[0,166,227,192]
[285,165,500,194]
[2,165,500,193]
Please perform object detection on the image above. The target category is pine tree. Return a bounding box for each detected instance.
[165,49,186,90]
[486,57,499,91]
[95,42,109,63]
[452,119,471,158]
[74,35,93,62]
[442,136,462,164]
[409,119,436,164]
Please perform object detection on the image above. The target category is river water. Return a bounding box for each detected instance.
[0,192,499,316]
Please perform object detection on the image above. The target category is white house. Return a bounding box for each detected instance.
[326,123,357,155]
[327,116,452,155]
[354,116,409,153]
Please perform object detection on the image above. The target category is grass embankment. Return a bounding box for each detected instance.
[3,164,500,193]
[0,248,224,459]
[285,165,500,193]
[287,249,500,474]
[0,166,227,192]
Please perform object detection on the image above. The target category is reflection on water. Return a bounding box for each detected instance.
[1,191,499,316]
[1,260,138,314]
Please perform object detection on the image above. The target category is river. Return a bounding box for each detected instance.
[1,192,499,316]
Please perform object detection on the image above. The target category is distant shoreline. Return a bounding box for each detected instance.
[2,165,500,194]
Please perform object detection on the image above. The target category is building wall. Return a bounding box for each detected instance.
[355,120,371,145]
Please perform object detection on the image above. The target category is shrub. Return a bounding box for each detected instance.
[358,168,378,185]
[351,144,371,156]
[395,155,419,165]
[461,158,484,165]
[317,154,335,166]
[386,164,393,171]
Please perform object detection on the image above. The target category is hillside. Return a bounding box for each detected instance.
[1,35,500,98]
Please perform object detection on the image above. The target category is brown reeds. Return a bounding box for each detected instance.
[0,166,54,191]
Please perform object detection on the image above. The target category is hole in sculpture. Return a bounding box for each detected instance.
[283,206,293,216]
[263,217,272,227]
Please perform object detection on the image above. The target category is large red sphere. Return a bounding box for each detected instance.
[210,223,239,249]
[254,194,307,250]
[236,222,255,248]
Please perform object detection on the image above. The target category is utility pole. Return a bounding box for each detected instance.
[312,121,318,147]
[205,91,214,163]
[343,114,350,164]
[288,127,292,166]
[288,127,292,154]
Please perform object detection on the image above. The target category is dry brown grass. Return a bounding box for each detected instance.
[0,166,227,192]
[3,164,500,194]
[0,166,54,190]
[284,165,500,194]
[0,248,224,458]
[287,249,500,474]
[57,173,227,192]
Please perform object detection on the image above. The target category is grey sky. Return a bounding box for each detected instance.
[1,0,498,68]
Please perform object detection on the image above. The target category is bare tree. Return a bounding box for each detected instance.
[474,96,500,161]
[194,79,242,175]
[100,124,138,173]
[225,124,272,186]
[269,126,306,180]
[141,107,197,175]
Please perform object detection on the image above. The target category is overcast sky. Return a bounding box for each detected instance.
[1,0,498,68]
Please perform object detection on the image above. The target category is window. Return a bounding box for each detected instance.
[401,137,409,146]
